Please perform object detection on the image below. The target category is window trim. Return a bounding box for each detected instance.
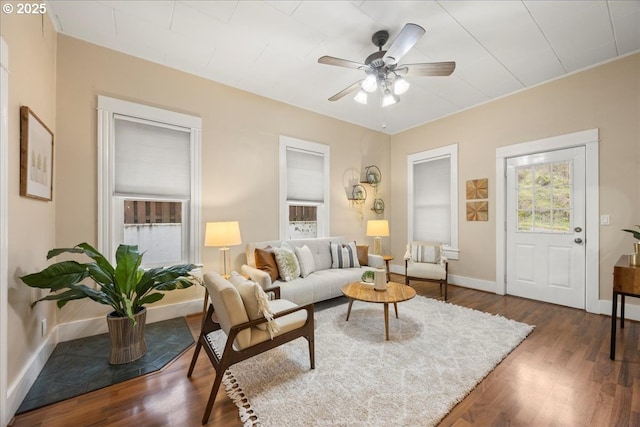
[97,96,202,264]
[407,143,459,260]
[279,136,330,240]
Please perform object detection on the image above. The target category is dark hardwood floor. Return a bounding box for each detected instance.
[10,273,639,427]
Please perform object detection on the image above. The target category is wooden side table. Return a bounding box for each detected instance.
[610,255,640,360]
[382,255,394,282]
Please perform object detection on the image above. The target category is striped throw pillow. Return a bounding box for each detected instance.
[330,241,361,269]
[412,243,440,264]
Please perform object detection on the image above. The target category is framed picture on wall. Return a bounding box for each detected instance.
[20,106,54,201]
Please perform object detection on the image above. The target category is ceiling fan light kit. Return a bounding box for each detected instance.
[381,89,399,107]
[318,23,456,108]
[354,89,368,105]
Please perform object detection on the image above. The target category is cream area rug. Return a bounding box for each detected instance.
[209,295,534,426]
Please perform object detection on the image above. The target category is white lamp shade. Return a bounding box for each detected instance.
[366,220,389,237]
[205,221,242,247]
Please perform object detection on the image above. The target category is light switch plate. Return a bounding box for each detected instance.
[600,214,610,225]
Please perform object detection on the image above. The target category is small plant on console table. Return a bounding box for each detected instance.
[20,242,199,364]
[622,225,640,255]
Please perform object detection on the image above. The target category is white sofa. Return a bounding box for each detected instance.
[241,237,384,305]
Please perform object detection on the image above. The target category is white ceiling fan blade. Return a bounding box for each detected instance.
[383,23,425,66]
[318,56,366,70]
[328,81,363,101]
[397,61,456,76]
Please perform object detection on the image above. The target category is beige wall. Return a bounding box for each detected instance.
[0,9,58,387]
[5,11,637,416]
[389,53,640,299]
[54,35,390,323]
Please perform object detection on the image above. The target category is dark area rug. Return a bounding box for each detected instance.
[17,316,194,414]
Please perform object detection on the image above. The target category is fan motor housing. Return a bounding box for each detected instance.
[371,30,389,48]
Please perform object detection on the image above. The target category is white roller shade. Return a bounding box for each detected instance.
[114,116,190,197]
[286,148,324,203]
[413,156,451,244]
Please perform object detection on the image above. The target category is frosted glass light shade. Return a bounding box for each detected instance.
[354,90,368,104]
[381,89,399,107]
[361,74,377,93]
[393,76,410,95]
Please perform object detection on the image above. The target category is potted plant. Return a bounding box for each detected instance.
[622,225,640,254]
[21,242,199,364]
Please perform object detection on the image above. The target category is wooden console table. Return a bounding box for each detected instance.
[610,255,640,360]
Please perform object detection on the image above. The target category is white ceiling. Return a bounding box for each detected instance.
[47,0,640,134]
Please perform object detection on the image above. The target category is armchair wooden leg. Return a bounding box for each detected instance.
[187,339,203,377]
[443,282,448,301]
[308,337,315,369]
[202,365,227,425]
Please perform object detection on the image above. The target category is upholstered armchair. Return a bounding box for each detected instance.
[187,271,315,424]
[404,241,449,300]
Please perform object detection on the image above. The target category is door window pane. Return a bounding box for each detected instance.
[517,160,571,233]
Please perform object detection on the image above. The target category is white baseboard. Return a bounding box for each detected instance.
[393,264,638,323]
[448,274,497,293]
[6,332,56,423]
[600,299,640,322]
[389,264,497,294]
[7,298,203,421]
[57,298,203,342]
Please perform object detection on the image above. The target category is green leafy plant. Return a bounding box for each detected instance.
[21,243,198,323]
[361,270,375,283]
[622,225,640,240]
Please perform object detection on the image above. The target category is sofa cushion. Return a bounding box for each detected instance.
[255,246,279,282]
[273,242,301,282]
[356,245,368,266]
[246,237,348,271]
[330,241,360,268]
[295,245,316,278]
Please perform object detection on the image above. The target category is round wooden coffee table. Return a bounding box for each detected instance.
[342,281,416,340]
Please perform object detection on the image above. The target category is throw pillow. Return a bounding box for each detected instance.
[294,245,316,278]
[412,242,440,264]
[255,246,279,282]
[356,244,369,266]
[330,241,361,268]
[273,242,301,282]
[228,272,280,337]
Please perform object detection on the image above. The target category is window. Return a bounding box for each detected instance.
[516,161,571,233]
[408,144,459,259]
[98,96,201,267]
[279,136,329,240]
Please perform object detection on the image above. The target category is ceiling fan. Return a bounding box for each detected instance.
[318,23,456,107]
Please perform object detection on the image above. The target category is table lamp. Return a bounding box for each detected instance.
[367,219,389,256]
[204,221,242,278]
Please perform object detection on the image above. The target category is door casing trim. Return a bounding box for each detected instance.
[495,129,599,313]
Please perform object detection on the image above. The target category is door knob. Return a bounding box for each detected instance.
[574,238,583,244]
[574,227,582,232]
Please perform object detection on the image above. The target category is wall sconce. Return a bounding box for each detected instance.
[347,184,367,219]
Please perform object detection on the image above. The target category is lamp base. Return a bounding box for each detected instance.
[373,236,382,256]
[220,247,230,279]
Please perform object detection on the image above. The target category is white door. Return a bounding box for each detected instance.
[506,146,586,309]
